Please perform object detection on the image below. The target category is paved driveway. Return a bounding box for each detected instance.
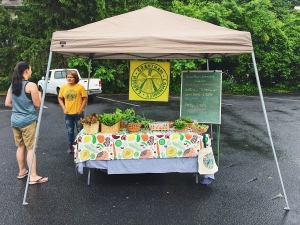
[0,93,299,225]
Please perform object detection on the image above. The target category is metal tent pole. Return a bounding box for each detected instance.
[251,52,290,211]
[22,51,53,205]
[206,59,214,140]
[85,57,93,116]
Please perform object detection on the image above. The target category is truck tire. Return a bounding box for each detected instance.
[56,87,60,95]
[88,94,95,103]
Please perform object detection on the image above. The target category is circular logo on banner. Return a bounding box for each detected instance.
[131,62,168,99]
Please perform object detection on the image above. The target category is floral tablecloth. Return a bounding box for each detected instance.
[74,130,211,163]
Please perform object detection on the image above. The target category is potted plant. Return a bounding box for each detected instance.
[99,112,122,133]
[78,112,100,134]
[115,108,135,128]
[123,115,144,133]
[172,119,188,132]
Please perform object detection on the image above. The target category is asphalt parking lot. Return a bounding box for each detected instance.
[0,93,300,225]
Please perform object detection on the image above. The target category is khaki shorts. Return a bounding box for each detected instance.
[12,121,39,149]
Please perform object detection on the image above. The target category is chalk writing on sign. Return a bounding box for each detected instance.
[180,71,222,124]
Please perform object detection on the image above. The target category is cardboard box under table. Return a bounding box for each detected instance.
[74,130,214,184]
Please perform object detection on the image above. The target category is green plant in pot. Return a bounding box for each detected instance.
[99,113,121,126]
[123,115,143,124]
[172,119,187,131]
[123,115,144,133]
[179,116,194,128]
[115,108,136,129]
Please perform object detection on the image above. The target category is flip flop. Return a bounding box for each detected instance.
[17,171,28,179]
[29,177,48,185]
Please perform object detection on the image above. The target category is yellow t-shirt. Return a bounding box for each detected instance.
[59,84,87,114]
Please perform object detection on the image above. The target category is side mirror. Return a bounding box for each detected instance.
[42,76,45,80]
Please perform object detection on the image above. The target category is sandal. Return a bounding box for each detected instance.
[29,177,48,185]
[17,171,28,179]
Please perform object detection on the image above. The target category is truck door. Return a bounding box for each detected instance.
[48,70,68,95]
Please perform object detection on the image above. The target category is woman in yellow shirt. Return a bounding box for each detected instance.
[58,71,88,154]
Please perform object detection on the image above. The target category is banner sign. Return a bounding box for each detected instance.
[129,61,170,102]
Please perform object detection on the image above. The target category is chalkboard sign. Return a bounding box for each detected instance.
[180,71,222,124]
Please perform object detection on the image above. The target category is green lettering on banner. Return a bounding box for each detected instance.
[180,71,222,124]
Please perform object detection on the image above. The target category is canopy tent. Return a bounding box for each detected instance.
[23,6,289,209]
[50,6,253,59]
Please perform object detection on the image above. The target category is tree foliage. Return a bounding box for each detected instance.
[0,6,18,88]
[0,0,299,93]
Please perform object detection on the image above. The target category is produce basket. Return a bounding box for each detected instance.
[169,121,174,128]
[101,121,120,133]
[83,122,100,134]
[120,119,127,129]
[192,125,209,134]
[127,122,142,133]
[186,123,193,128]
[149,121,169,131]
[174,127,189,133]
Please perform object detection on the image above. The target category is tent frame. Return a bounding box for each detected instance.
[21,7,290,210]
[22,51,290,211]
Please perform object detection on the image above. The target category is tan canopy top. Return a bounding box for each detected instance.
[50,6,253,59]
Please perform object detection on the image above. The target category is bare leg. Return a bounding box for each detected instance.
[26,149,38,180]
[27,149,48,183]
[16,146,28,176]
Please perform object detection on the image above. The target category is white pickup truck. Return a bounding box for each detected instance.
[37,69,102,98]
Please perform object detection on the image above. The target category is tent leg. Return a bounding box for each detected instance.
[216,124,220,166]
[251,52,290,211]
[206,60,214,141]
[85,57,93,116]
[22,51,53,205]
[87,168,91,185]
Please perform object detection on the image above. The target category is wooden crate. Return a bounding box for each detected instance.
[149,121,169,131]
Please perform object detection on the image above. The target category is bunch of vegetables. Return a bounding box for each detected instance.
[115,108,135,119]
[99,112,122,126]
[123,115,144,124]
[193,123,208,128]
[172,119,187,129]
[141,118,155,129]
[179,116,194,123]
[78,112,99,126]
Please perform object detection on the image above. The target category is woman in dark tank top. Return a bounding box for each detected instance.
[5,61,48,185]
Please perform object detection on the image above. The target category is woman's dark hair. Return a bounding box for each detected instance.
[67,71,80,84]
[12,61,30,96]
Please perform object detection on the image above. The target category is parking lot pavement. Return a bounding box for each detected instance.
[0,93,300,225]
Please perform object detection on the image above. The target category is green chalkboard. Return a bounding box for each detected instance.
[180,71,222,124]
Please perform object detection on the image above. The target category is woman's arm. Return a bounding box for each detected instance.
[4,88,12,108]
[26,82,41,108]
